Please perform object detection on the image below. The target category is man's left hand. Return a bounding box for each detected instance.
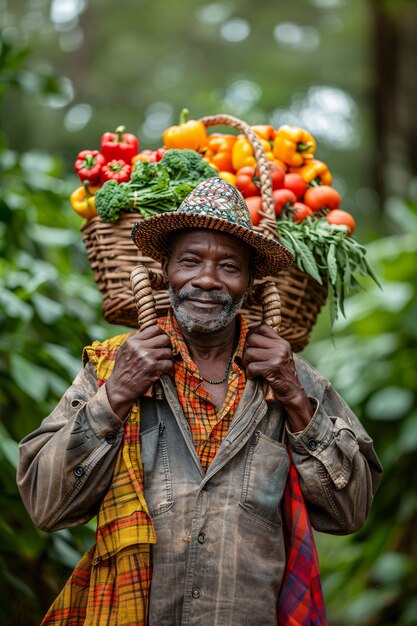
[242,323,313,431]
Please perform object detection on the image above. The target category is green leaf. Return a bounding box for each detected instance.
[0,287,33,321]
[0,437,19,469]
[9,354,50,402]
[328,284,339,326]
[296,240,322,284]
[32,293,64,324]
[366,386,414,421]
[29,224,79,247]
[45,343,82,379]
[327,243,338,285]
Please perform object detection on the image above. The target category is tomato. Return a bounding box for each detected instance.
[272,189,296,216]
[155,147,167,161]
[218,171,237,186]
[326,209,355,235]
[267,162,285,190]
[304,185,341,212]
[245,196,263,226]
[283,173,307,200]
[235,166,260,198]
[292,202,313,222]
[132,150,157,164]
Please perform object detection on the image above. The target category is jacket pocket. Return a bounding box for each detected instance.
[240,431,289,529]
[140,422,173,517]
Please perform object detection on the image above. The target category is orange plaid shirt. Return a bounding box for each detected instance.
[160,310,248,472]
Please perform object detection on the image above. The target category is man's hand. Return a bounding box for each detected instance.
[105,325,173,420]
[242,323,313,431]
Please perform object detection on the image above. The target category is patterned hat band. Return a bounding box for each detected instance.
[131,177,294,279]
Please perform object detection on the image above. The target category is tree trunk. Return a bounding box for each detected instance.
[370,0,417,198]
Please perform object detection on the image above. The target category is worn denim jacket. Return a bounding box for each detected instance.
[17,353,382,535]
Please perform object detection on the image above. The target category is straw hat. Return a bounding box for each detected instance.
[131,177,294,278]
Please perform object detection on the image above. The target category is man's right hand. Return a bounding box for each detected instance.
[105,325,173,420]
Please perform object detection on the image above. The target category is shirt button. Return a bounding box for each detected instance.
[105,432,117,444]
[198,532,206,544]
[307,439,318,451]
[74,465,84,477]
[192,589,200,599]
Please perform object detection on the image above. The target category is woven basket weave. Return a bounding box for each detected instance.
[82,113,328,352]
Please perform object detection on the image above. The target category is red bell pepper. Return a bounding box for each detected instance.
[101,159,131,184]
[100,126,139,163]
[74,150,105,185]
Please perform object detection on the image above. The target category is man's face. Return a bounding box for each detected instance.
[163,229,252,334]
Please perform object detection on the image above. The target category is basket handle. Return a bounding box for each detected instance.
[199,113,277,240]
[130,264,281,333]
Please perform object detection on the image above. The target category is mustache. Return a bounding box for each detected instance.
[176,287,233,306]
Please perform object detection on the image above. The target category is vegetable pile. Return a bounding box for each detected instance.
[95,149,217,223]
[70,110,379,322]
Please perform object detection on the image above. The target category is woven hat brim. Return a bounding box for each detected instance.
[131,212,294,279]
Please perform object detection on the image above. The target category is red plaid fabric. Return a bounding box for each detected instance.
[278,451,327,625]
[160,311,247,472]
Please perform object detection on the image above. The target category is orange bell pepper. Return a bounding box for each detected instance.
[273,125,316,168]
[232,135,274,171]
[70,182,98,219]
[205,133,236,173]
[162,108,207,152]
[251,125,275,141]
[291,159,332,185]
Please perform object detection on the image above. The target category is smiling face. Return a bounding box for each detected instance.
[163,229,252,334]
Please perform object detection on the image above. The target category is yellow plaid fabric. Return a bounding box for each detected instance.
[42,332,155,626]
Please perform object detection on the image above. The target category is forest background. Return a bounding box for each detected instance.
[1,0,417,624]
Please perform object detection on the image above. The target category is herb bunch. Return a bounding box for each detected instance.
[277,216,380,324]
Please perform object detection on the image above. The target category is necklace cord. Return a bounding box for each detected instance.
[198,355,233,385]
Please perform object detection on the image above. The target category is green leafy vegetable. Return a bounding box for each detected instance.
[277,216,381,324]
[95,149,217,223]
[160,149,218,181]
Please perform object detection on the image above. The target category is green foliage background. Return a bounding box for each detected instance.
[1,0,417,624]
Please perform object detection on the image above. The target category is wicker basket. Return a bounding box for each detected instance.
[82,114,328,352]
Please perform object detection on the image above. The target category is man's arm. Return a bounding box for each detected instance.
[17,325,174,532]
[17,362,125,532]
[243,324,383,534]
[288,354,382,534]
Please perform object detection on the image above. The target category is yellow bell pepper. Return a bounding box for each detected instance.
[162,108,207,152]
[70,183,98,219]
[232,135,274,171]
[218,171,236,185]
[273,125,316,168]
[291,159,332,185]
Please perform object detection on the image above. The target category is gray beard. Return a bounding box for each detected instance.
[168,285,245,334]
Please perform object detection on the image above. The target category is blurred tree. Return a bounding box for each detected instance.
[370,0,417,198]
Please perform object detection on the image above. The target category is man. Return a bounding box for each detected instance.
[18,177,382,626]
